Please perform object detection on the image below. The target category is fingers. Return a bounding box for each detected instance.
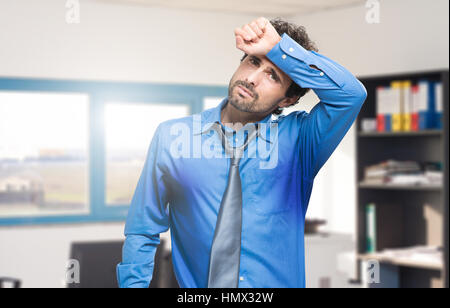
[249,21,263,38]
[235,35,246,51]
[234,27,250,42]
[234,17,277,55]
[243,25,258,42]
[235,17,269,43]
[256,17,268,32]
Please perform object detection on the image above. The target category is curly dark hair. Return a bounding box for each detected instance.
[240,18,319,115]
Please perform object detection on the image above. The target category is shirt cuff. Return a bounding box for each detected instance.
[116,262,153,288]
[266,33,346,89]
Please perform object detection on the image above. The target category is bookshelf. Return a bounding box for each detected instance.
[355,70,449,288]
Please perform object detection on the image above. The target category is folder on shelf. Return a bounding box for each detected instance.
[385,87,393,132]
[366,203,377,253]
[376,87,386,132]
[411,85,420,131]
[418,80,437,130]
[401,81,413,131]
[391,81,403,132]
[435,82,443,129]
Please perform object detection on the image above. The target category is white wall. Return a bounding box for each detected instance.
[290,0,449,234]
[0,0,260,85]
[292,0,449,77]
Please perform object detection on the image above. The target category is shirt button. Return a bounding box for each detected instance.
[320,72,325,76]
[289,47,294,52]
[240,276,244,281]
[281,54,287,60]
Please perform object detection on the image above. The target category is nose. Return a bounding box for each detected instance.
[245,69,262,88]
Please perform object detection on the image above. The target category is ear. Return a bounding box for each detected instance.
[277,96,300,109]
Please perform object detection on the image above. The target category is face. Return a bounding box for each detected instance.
[228,55,294,115]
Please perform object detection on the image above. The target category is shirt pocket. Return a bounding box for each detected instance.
[245,166,294,216]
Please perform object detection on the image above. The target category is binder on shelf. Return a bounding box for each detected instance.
[391,81,403,132]
[418,80,437,130]
[411,85,420,131]
[385,87,393,132]
[401,81,412,131]
[435,82,443,129]
[366,203,377,253]
[376,87,387,132]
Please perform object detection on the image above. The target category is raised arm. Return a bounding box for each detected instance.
[266,33,367,179]
[234,17,367,180]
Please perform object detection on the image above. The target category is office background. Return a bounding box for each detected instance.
[0,0,448,288]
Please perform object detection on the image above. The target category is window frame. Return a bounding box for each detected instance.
[0,77,227,226]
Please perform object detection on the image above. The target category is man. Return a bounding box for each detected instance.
[117,17,367,288]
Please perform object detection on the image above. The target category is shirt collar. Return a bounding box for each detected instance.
[193,97,276,144]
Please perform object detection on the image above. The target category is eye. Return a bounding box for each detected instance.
[268,72,279,82]
[249,58,257,65]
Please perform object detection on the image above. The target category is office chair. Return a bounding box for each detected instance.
[0,277,21,288]
[67,239,178,288]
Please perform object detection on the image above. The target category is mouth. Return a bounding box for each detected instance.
[237,85,254,98]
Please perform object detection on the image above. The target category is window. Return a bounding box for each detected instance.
[0,77,227,225]
[0,91,89,217]
[105,102,190,206]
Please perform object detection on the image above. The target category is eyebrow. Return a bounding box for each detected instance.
[249,56,283,83]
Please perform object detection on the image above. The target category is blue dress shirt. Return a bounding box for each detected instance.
[117,33,367,288]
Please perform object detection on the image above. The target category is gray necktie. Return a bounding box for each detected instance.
[207,121,259,288]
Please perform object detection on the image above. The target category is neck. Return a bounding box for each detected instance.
[221,101,270,131]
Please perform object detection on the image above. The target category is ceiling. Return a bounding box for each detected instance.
[94,0,365,17]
